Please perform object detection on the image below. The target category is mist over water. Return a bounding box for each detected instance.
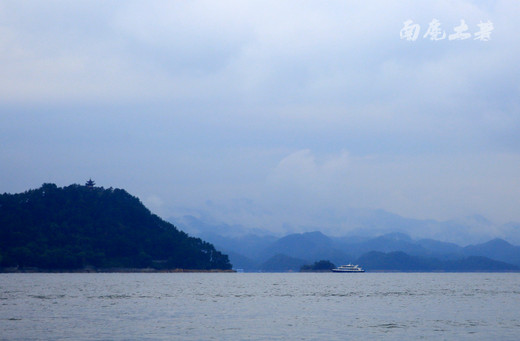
[1,273,519,340]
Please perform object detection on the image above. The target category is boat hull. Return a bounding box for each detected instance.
[331,264,365,272]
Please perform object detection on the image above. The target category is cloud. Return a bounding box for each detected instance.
[1,0,520,237]
[260,150,520,229]
[143,195,164,214]
[1,0,517,117]
[267,149,350,199]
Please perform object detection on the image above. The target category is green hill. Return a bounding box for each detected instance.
[0,183,231,271]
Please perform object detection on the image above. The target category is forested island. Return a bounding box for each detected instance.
[300,260,336,272]
[0,182,232,271]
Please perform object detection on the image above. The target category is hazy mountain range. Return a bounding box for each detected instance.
[171,207,520,246]
[171,214,520,272]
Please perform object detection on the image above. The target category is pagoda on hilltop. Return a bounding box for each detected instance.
[85,179,96,188]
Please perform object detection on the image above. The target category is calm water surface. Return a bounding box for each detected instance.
[1,273,519,340]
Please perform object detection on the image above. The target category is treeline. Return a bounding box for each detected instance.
[0,183,231,270]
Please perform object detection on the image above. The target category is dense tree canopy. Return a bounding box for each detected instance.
[300,260,336,272]
[0,183,231,270]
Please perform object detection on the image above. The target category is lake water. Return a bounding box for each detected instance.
[1,273,519,340]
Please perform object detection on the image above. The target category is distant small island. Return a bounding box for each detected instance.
[0,181,232,272]
[300,260,336,272]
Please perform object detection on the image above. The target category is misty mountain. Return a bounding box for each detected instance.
[189,233,277,262]
[262,231,352,265]
[170,215,274,238]
[333,232,429,258]
[494,222,520,245]
[259,254,307,272]
[172,214,520,271]
[170,215,277,261]
[358,251,436,271]
[171,209,520,247]
[341,212,517,246]
[358,251,519,272]
[415,239,463,259]
[224,251,259,271]
[463,239,520,266]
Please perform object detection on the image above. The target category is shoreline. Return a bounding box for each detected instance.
[0,267,236,273]
[2,268,518,274]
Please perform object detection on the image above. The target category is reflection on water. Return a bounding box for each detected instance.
[1,273,519,340]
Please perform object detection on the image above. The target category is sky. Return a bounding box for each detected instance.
[1,1,520,235]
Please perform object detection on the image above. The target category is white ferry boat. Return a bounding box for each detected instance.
[331,264,365,273]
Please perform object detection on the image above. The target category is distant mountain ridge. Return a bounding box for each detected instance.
[171,209,520,246]
[172,215,520,272]
[263,231,348,263]
[357,252,517,272]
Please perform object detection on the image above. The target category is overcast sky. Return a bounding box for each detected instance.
[1,1,519,233]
